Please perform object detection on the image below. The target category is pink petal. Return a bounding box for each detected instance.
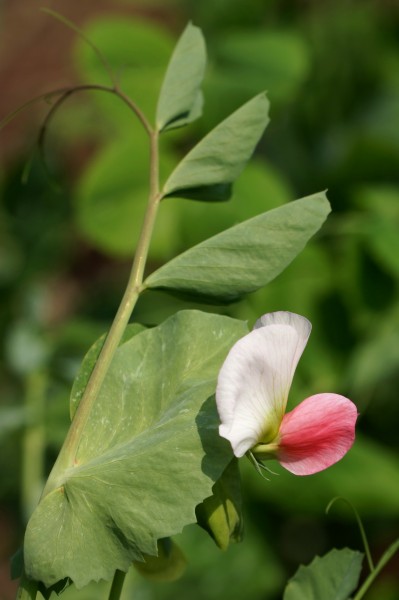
[276,393,358,476]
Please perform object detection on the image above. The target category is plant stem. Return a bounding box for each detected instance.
[108,570,127,600]
[353,539,399,600]
[43,125,160,494]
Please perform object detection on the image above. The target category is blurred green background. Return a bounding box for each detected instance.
[1,0,399,598]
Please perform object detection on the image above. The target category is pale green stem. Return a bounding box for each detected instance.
[108,570,127,600]
[353,539,399,600]
[43,126,159,494]
[22,371,46,522]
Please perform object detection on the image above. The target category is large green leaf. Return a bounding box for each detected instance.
[24,311,247,588]
[144,193,331,303]
[69,323,145,419]
[162,93,270,201]
[156,23,206,132]
[283,548,363,600]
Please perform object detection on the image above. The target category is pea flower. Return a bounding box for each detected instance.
[216,312,357,475]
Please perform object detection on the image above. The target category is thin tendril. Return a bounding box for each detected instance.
[41,8,118,87]
[326,496,374,572]
[0,88,71,131]
[37,83,152,179]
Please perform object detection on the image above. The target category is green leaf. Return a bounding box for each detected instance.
[69,323,145,419]
[24,311,248,588]
[196,458,243,550]
[133,538,186,582]
[162,93,270,201]
[156,23,206,132]
[283,548,363,600]
[10,547,23,580]
[145,193,331,303]
[38,578,72,599]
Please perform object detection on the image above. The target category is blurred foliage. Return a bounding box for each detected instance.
[1,0,399,598]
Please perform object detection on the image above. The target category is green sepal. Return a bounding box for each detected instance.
[196,458,243,550]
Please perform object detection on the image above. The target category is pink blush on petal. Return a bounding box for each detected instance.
[276,393,358,476]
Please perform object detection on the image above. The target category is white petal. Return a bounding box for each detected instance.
[216,312,311,457]
[254,311,312,338]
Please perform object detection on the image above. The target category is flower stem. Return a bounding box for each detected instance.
[43,124,159,492]
[108,570,127,600]
[353,539,399,600]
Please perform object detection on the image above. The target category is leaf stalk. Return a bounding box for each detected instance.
[108,570,127,600]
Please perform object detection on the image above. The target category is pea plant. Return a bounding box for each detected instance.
[5,15,397,600]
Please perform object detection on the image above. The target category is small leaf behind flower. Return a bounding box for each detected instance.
[133,538,186,582]
[162,93,270,201]
[283,548,364,600]
[145,193,331,303]
[196,458,243,550]
[156,23,206,132]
